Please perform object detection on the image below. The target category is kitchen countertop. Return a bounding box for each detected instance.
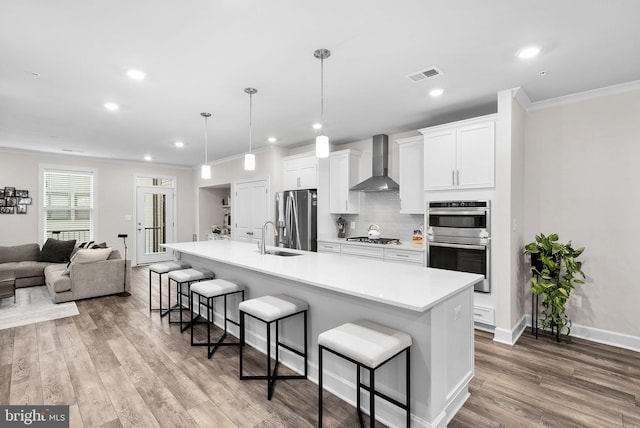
[164,240,479,312]
[317,234,425,251]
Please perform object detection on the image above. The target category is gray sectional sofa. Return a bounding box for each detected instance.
[0,242,131,303]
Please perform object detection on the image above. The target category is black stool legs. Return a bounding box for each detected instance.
[239,310,308,400]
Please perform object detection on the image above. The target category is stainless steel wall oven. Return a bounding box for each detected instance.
[427,201,491,293]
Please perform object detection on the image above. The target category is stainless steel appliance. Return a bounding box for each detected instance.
[427,200,491,293]
[276,190,317,251]
[346,236,400,245]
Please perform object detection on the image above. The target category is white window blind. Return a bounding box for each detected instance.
[43,169,94,242]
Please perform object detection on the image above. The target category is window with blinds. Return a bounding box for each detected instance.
[43,169,94,242]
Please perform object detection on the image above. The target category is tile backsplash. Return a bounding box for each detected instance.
[332,191,424,242]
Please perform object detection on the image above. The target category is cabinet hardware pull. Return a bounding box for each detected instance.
[345,200,348,211]
[452,170,455,185]
[246,232,254,235]
[456,169,460,185]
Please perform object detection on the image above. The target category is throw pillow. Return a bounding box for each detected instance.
[91,242,107,249]
[38,238,77,263]
[62,247,113,275]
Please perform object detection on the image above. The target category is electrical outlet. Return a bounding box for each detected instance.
[350,221,355,230]
[570,294,582,307]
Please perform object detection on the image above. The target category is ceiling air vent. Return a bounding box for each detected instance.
[406,67,442,82]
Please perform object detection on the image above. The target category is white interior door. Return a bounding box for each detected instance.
[234,178,269,244]
[136,186,175,264]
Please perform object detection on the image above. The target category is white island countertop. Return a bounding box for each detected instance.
[164,240,481,312]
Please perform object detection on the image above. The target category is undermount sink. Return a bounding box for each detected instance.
[264,250,302,257]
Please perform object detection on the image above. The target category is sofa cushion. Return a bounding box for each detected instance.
[0,243,40,263]
[44,264,72,293]
[14,261,51,279]
[63,248,113,274]
[0,262,17,274]
[38,238,76,263]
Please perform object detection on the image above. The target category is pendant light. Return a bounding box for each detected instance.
[200,112,212,179]
[314,48,331,158]
[244,87,257,171]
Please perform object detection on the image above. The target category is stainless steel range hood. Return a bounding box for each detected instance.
[350,134,399,192]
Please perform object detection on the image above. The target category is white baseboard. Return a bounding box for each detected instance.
[525,315,640,352]
[493,315,527,346]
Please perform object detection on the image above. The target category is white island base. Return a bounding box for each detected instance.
[164,241,481,428]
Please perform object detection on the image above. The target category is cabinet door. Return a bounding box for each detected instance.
[329,153,359,214]
[424,129,456,190]
[283,167,299,190]
[299,163,317,189]
[456,121,495,189]
[398,138,424,213]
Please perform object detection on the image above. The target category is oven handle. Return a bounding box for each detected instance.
[428,209,488,216]
[428,241,487,251]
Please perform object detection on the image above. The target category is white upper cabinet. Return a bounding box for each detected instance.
[329,149,361,214]
[283,152,318,190]
[396,135,424,214]
[421,115,496,191]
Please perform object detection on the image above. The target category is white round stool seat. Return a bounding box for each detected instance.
[239,294,308,322]
[318,319,412,368]
[149,261,190,274]
[168,267,214,283]
[191,279,241,298]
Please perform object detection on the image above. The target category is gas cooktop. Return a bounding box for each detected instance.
[346,237,401,245]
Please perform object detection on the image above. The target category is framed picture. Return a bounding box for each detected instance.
[16,205,27,214]
[4,187,15,197]
[18,197,32,205]
[0,199,5,207]
[0,207,15,214]
[16,190,28,197]
[0,189,4,198]
[6,197,17,207]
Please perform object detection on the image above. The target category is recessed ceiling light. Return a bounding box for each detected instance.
[104,102,119,111]
[312,123,323,130]
[174,141,184,148]
[429,88,444,97]
[268,137,277,143]
[517,46,541,59]
[127,69,146,80]
[144,154,152,161]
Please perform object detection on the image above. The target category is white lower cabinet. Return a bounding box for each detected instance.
[340,244,384,259]
[317,241,424,265]
[383,248,425,265]
[473,304,495,325]
[317,241,341,253]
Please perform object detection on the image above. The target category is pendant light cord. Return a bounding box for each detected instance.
[249,92,253,153]
[320,56,324,125]
[204,115,208,164]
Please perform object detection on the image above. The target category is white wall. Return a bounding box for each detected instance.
[0,149,195,259]
[524,84,640,339]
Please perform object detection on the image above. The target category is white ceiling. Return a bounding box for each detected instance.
[2,0,639,167]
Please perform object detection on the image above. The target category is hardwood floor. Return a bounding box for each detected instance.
[1,266,638,427]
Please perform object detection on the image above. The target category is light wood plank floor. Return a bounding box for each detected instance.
[1,266,638,427]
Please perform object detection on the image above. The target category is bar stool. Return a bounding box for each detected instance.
[238,294,308,400]
[166,267,214,331]
[318,319,412,427]
[148,261,191,314]
[189,279,244,358]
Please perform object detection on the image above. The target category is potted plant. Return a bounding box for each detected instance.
[524,233,585,342]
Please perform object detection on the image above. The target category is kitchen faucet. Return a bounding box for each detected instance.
[260,220,277,255]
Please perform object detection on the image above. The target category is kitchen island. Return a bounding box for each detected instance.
[163,240,482,428]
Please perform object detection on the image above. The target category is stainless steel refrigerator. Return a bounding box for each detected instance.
[276,190,317,252]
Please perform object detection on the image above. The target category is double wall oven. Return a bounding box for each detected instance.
[426,200,491,293]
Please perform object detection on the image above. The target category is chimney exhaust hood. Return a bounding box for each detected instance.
[350,134,399,192]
